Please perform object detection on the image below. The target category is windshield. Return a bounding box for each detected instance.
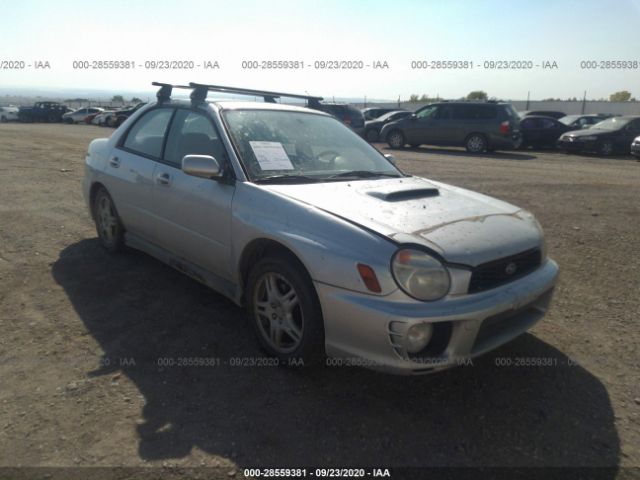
[376,111,404,122]
[591,117,630,130]
[559,115,580,125]
[223,109,402,182]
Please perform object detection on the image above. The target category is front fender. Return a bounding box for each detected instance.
[231,182,399,297]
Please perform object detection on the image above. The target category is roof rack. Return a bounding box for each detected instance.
[152,81,323,107]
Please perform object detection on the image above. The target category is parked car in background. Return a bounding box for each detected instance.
[315,103,365,136]
[18,102,70,123]
[557,115,640,155]
[364,110,413,142]
[92,111,116,126]
[559,114,611,130]
[630,136,640,160]
[520,110,566,119]
[63,107,104,124]
[111,103,146,127]
[83,82,558,374]
[380,102,522,152]
[0,106,19,122]
[519,115,571,149]
[362,107,400,121]
[85,112,102,124]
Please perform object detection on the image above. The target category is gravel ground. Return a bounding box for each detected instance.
[0,124,639,478]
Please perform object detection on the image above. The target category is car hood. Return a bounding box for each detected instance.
[562,127,611,137]
[263,176,542,266]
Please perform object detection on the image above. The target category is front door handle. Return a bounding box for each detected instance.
[109,157,120,168]
[156,172,171,186]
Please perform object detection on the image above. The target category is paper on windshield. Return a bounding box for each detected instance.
[249,141,294,170]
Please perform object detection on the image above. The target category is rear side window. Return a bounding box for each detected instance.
[123,108,174,159]
[454,105,497,120]
[164,109,225,168]
[521,118,540,129]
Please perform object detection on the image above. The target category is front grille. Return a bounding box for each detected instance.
[468,249,541,294]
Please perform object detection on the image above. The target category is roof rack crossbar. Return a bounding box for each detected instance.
[151,82,192,103]
[188,82,323,104]
[152,82,323,107]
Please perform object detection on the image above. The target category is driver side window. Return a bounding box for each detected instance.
[163,110,225,168]
[416,106,438,120]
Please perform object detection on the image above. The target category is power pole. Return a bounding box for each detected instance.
[581,91,587,114]
[525,91,530,110]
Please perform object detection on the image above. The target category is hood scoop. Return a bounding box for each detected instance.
[366,186,439,202]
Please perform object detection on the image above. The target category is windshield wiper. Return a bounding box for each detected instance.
[254,174,319,184]
[326,170,402,180]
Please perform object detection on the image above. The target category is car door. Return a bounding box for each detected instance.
[520,117,542,146]
[151,108,235,281]
[540,118,565,146]
[616,119,640,152]
[404,105,438,144]
[109,107,175,243]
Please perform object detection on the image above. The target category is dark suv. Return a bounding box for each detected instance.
[380,102,522,152]
[18,101,70,123]
[315,103,365,137]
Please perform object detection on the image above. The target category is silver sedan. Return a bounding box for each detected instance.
[83,91,558,374]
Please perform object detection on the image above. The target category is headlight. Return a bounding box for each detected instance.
[391,249,450,301]
[521,211,547,260]
[581,135,598,141]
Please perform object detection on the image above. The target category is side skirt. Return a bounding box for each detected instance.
[125,232,240,306]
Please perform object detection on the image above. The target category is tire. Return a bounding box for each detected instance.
[365,129,379,142]
[599,141,614,156]
[465,133,488,153]
[0,116,6,123]
[64,117,73,124]
[246,253,325,366]
[387,130,405,149]
[410,144,420,148]
[92,188,125,253]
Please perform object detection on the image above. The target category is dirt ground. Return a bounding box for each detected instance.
[0,123,639,478]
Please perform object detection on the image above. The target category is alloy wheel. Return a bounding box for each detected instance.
[253,272,303,354]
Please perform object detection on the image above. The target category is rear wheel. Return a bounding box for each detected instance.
[465,133,488,153]
[387,130,405,149]
[365,129,378,142]
[93,188,125,252]
[246,253,325,365]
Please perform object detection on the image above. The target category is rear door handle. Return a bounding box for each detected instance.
[156,172,171,186]
[109,156,120,168]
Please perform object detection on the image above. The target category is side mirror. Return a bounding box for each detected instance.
[182,154,222,179]
[384,153,396,164]
[409,114,417,122]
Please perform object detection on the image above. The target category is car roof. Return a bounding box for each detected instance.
[521,115,560,120]
[208,100,330,115]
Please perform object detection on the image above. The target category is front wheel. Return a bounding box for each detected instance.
[246,254,325,365]
[465,133,488,153]
[387,130,405,149]
[93,188,125,252]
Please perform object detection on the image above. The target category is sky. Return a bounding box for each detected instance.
[1,0,640,100]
